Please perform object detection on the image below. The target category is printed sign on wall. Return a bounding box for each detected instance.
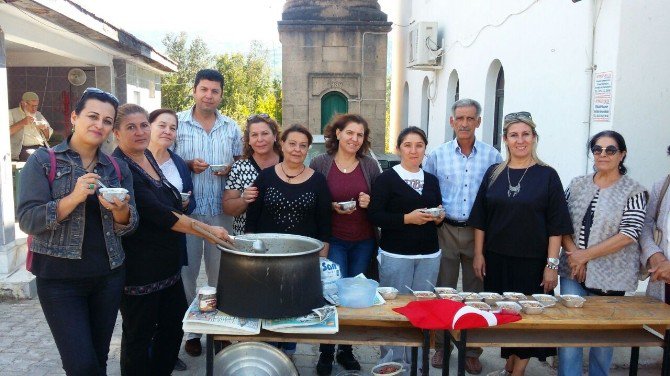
[592,71,613,122]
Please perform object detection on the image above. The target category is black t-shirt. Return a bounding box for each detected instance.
[469,164,573,258]
[31,195,112,278]
[245,168,332,241]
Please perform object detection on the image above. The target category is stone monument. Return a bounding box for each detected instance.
[278,0,392,152]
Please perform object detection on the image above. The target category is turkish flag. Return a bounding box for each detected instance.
[393,299,521,330]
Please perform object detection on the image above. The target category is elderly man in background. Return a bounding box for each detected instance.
[423,98,502,374]
[9,92,52,161]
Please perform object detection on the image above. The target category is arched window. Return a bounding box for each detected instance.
[421,76,430,134]
[446,70,460,142]
[321,91,348,132]
[402,82,409,128]
[484,60,504,150]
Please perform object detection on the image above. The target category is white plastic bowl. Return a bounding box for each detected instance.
[338,201,356,210]
[210,164,230,172]
[99,187,128,202]
[180,192,191,202]
[377,287,399,300]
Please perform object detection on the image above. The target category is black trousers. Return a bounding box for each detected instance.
[120,279,187,376]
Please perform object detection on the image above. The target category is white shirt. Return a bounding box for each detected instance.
[160,158,183,192]
[393,164,424,194]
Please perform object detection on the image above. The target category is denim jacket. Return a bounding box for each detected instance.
[17,139,138,269]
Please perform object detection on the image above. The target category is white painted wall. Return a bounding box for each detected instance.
[393,0,670,188]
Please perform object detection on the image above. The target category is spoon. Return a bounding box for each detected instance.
[426,280,437,291]
[251,239,268,253]
[404,285,416,294]
[97,179,108,189]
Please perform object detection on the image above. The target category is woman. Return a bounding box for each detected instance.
[246,124,332,357]
[223,113,282,235]
[147,108,195,371]
[112,104,231,375]
[641,146,670,299]
[558,130,647,376]
[17,88,137,375]
[368,126,444,364]
[470,112,572,376]
[310,114,381,375]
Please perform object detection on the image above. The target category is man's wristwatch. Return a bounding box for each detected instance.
[546,257,559,270]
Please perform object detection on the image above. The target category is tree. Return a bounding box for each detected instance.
[161,32,211,111]
[215,41,281,126]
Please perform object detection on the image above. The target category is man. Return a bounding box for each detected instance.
[423,98,502,374]
[173,69,243,357]
[9,92,52,161]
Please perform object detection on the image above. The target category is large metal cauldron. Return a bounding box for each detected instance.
[217,233,324,319]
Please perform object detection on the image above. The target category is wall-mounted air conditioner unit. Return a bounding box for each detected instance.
[408,22,442,70]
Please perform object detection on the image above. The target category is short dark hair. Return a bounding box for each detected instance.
[589,130,628,175]
[149,108,178,125]
[323,113,371,157]
[194,69,224,90]
[74,88,119,118]
[396,126,427,148]
[281,124,313,146]
[114,103,149,130]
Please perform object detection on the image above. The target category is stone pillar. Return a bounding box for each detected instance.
[0,26,35,299]
[112,58,127,104]
[96,65,116,154]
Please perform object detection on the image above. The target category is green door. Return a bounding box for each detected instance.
[321,91,348,132]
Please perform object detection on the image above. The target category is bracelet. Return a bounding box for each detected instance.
[545,263,558,270]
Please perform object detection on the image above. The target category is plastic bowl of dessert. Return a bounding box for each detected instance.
[479,292,504,305]
[377,287,399,300]
[434,287,458,295]
[99,187,128,202]
[419,207,445,218]
[503,292,527,301]
[532,294,558,307]
[459,292,483,302]
[495,301,522,314]
[210,164,231,173]
[337,201,356,211]
[439,293,464,302]
[465,301,491,311]
[519,300,545,315]
[413,291,437,300]
[560,294,586,308]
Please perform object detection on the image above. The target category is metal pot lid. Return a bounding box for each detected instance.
[217,233,324,257]
[213,342,298,376]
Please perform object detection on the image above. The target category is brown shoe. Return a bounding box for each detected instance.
[185,338,202,357]
[465,356,482,375]
[431,349,444,369]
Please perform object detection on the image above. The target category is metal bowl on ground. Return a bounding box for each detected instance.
[213,342,298,376]
[217,233,324,319]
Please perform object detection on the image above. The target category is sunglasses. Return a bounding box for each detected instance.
[82,87,119,106]
[591,145,620,156]
[247,113,271,122]
[504,111,532,122]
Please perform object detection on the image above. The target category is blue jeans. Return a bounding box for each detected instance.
[37,268,125,376]
[558,276,613,376]
[320,237,376,356]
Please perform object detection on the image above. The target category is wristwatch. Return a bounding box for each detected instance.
[546,257,560,270]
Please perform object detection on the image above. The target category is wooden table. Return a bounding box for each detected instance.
[203,296,430,376]
[443,296,670,376]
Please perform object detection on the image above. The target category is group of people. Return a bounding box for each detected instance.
[14,66,670,376]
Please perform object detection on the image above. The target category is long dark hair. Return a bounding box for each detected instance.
[589,130,628,175]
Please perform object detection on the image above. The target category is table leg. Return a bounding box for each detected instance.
[206,334,214,376]
[411,346,418,376]
[663,330,670,376]
[457,330,467,376]
[629,347,639,376]
[422,330,430,376]
[442,330,451,376]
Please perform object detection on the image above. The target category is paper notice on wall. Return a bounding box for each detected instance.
[592,71,613,122]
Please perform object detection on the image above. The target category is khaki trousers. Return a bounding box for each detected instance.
[435,223,483,357]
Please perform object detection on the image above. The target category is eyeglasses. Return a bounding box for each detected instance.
[247,113,270,123]
[504,111,532,122]
[591,145,620,156]
[82,87,119,106]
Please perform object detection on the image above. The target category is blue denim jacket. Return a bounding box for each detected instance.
[17,139,138,269]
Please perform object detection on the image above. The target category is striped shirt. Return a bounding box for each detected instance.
[565,188,647,247]
[173,108,243,216]
[423,139,502,221]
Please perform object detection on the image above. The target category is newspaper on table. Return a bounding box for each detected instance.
[263,305,338,334]
[182,298,261,335]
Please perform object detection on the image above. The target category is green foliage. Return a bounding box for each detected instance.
[161,32,212,111]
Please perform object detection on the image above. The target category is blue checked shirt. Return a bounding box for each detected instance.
[423,139,502,221]
[173,108,243,216]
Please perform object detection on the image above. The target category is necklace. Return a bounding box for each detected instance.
[280,162,306,182]
[507,164,532,197]
[336,158,358,173]
[83,157,97,171]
